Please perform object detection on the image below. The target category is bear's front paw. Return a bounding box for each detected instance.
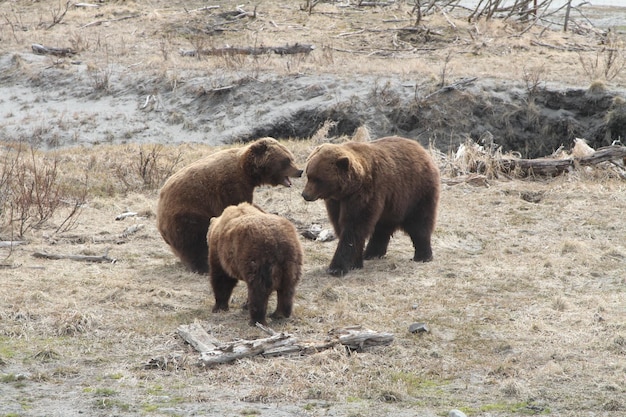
[412,255,433,263]
[212,304,229,313]
[327,267,348,277]
[269,311,287,320]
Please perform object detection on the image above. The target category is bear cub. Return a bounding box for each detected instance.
[208,202,303,326]
[156,138,302,274]
[302,136,440,276]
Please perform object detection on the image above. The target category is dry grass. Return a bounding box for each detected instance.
[1,1,625,416]
[1,140,625,416]
[1,1,624,86]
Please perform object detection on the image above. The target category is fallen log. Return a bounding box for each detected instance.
[31,44,76,57]
[115,211,137,220]
[501,145,626,176]
[180,43,314,57]
[177,322,221,352]
[0,241,27,248]
[176,322,394,367]
[32,251,116,263]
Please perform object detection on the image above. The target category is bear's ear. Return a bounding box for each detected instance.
[336,156,350,171]
[250,140,269,156]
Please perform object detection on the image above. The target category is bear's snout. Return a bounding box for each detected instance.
[294,169,303,178]
[301,191,317,202]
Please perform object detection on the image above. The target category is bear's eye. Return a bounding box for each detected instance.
[280,158,291,168]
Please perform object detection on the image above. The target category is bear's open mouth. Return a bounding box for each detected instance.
[282,177,292,187]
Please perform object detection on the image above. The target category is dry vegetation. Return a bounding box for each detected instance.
[1,1,626,417]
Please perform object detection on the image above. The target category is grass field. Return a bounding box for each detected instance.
[1,1,625,416]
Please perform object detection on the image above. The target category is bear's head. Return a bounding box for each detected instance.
[242,137,303,187]
[301,144,366,202]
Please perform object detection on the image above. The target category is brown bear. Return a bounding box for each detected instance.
[301,136,440,276]
[157,138,302,274]
[208,202,303,326]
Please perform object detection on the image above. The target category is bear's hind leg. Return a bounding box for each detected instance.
[246,264,273,326]
[172,215,210,273]
[409,233,433,262]
[272,284,295,320]
[404,211,434,262]
[210,266,238,312]
[364,223,394,260]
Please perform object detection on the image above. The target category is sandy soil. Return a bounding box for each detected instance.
[1,1,625,417]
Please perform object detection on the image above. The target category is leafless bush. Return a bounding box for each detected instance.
[301,0,321,15]
[0,143,86,238]
[2,9,26,43]
[44,0,70,30]
[439,51,453,87]
[88,64,111,92]
[522,64,546,98]
[577,33,626,81]
[114,145,183,191]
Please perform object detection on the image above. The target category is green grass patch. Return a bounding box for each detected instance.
[390,371,447,396]
[94,387,118,397]
[93,398,130,411]
[461,401,550,415]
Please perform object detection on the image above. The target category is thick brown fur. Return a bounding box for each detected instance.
[301,136,440,276]
[208,203,303,326]
[156,138,302,274]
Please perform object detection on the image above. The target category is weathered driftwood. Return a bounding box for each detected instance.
[79,14,141,29]
[501,145,626,176]
[31,44,76,57]
[115,211,137,220]
[177,322,221,353]
[51,224,144,245]
[180,43,314,57]
[176,323,394,367]
[0,241,27,248]
[32,251,116,263]
[330,326,395,350]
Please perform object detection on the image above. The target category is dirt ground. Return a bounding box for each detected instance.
[1,1,625,417]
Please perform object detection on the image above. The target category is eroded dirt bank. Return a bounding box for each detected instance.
[2,52,625,158]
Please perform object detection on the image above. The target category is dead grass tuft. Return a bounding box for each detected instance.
[55,310,96,336]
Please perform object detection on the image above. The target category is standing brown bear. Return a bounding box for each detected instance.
[208,202,303,326]
[301,136,440,276]
[157,138,302,274]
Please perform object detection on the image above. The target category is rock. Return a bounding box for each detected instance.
[409,322,429,333]
[449,409,467,417]
[300,224,335,242]
[301,224,322,240]
[316,229,335,242]
[520,191,543,203]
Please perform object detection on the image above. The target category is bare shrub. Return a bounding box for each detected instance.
[2,9,26,43]
[300,0,320,15]
[0,143,86,238]
[114,144,183,192]
[87,63,111,92]
[577,34,626,81]
[43,0,70,30]
[522,64,546,98]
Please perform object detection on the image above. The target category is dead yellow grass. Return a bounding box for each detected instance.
[1,0,624,87]
[1,1,626,415]
[1,140,625,416]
